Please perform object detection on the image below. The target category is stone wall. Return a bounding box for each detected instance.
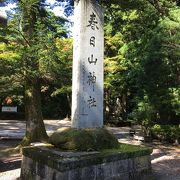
[20,145,152,180]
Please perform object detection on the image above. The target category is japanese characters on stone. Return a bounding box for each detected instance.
[72,0,104,128]
[86,11,99,108]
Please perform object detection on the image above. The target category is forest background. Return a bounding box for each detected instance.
[0,0,179,144]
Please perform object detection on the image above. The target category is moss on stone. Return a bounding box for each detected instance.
[49,128,119,151]
[102,144,152,154]
[101,144,153,159]
[22,143,152,172]
[20,128,49,147]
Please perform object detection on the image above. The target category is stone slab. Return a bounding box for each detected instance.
[72,0,104,128]
[21,144,152,180]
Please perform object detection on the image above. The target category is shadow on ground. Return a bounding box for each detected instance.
[0,139,21,174]
[0,160,21,173]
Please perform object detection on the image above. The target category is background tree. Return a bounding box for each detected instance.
[0,0,69,145]
[103,0,180,127]
[1,0,179,142]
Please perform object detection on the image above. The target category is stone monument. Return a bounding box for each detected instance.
[72,0,104,128]
[48,0,118,151]
[20,1,152,179]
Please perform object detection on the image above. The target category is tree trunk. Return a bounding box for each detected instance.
[20,0,48,146]
[0,13,7,27]
[21,79,48,146]
[66,93,71,118]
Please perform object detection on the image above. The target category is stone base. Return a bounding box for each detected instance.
[20,143,153,180]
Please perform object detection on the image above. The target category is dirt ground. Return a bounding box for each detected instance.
[150,143,180,180]
[0,140,21,180]
[0,139,179,180]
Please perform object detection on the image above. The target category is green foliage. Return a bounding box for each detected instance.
[0,41,23,105]
[40,38,73,118]
[138,8,180,124]
[0,1,73,119]
[1,0,180,127]
[48,38,73,96]
[151,124,180,143]
[129,97,156,136]
[104,0,180,126]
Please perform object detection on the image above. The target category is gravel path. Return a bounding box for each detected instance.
[0,140,21,180]
[0,120,180,180]
[151,144,180,180]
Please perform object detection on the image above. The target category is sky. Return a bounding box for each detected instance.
[46,0,65,17]
[0,3,16,17]
[0,0,73,21]
[0,0,74,34]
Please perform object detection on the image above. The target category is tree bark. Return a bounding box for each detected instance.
[0,13,7,27]
[21,0,48,145]
[21,79,48,145]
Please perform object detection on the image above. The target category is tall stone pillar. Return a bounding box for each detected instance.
[72,0,104,128]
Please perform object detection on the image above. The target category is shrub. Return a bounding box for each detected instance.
[151,124,180,143]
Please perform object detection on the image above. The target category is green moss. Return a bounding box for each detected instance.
[102,144,152,153]
[22,143,152,171]
[101,144,153,158]
[21,129,49,146]
[49,128,119,151]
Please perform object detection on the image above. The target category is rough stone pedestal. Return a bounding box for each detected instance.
[20,144,152,180]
